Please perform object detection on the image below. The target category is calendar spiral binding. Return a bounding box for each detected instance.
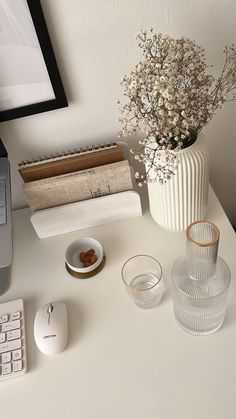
[18,142,118,167]
[18,142,124,182]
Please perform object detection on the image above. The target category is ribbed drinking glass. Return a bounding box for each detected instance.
[121,255,165,309]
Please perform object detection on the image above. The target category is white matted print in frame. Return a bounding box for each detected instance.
[0,0,67,122]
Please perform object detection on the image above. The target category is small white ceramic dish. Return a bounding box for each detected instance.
[65,237,103,274]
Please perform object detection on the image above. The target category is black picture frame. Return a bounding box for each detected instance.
[0,0,68,123]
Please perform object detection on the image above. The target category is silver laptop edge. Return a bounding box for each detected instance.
[0,138,12,296]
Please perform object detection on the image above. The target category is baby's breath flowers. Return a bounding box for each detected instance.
[118,29,236,184]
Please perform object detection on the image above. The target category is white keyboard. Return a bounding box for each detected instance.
[0,299,27,381]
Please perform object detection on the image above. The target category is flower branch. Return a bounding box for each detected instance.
[118,30,236,184]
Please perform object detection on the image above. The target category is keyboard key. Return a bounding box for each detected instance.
[12,349,22,361]
[0,299,27,381]
[7,329,21,341]
[13,360,23,372]
[2,363,11,375]
[0,179,6,189]
[2,352,11,363]
[0,338,22,354]
[0,314,8,324]
[0,333,6,343]
[10,312,21,321]
[2,319,21,332]
[0,189,5,206]
[0,206,6,217]
[0,214,6,225]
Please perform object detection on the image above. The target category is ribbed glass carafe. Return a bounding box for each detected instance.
[171,221,231,335]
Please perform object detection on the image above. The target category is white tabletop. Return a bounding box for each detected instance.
[1,186,236,419]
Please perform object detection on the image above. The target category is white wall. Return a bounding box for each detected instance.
[0,0,236,225]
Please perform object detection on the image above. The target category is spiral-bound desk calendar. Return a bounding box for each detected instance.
[18,142,143,237]
[24,160,135,212]
[18,142,124,182]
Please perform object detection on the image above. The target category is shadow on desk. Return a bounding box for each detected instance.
[222,302,236,331]
[64,298,86,350]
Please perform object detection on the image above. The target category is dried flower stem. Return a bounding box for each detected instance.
[118,30,236,183]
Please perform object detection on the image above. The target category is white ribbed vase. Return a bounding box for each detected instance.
[147,134,209,232]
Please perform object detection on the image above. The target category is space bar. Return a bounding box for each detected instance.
[0,339,21,353]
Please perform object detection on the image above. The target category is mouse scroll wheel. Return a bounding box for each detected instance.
[47,304,54,314]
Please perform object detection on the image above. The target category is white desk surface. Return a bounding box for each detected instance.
[1,186,236,419]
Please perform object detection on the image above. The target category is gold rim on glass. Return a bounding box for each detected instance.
[121,254,162,291]
[186,220,220,247]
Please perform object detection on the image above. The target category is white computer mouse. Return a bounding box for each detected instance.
[34,301,68,355]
